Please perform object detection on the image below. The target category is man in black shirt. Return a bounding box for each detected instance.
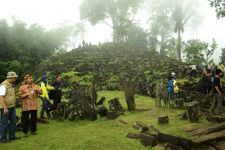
[210,69,223,114]
[51,75,62,110]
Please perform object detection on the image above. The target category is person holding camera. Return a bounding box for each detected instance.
[19,74,42,136]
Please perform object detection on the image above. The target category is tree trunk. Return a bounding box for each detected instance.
[111,15,126,44]
[177,30,182,61]
[160,34,165,55]
[111,16,117,43]
[124,80,136,111]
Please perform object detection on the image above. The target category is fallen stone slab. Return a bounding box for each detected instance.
[140,133,157,147]
[207,116,225,123]
[193,130,225,144]
[158,115,169,124]
[189,122,225,136]
[164,143,183,150]
[127,133,141,139]
[119,119,128,125]
[96,96,106,105]
[133,124,141,130]
[158,132,193,150]
[195,145,217,150]
[210,140,225,150]
[184,126,201,132]
[136,121,148,128]
[184,123,214,132]
[135,108,152,112]
[107,111,119,120]
[141,126,149,133]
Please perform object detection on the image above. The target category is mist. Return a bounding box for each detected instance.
[0,0,225,63]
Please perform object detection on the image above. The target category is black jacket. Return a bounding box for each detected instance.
[50,81,62,99]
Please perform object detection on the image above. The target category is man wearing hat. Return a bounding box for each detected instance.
[0,71,20,143]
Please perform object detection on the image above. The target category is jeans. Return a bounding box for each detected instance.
[22,110,37,134]
[0,107,16,140]
[40,97,51,118]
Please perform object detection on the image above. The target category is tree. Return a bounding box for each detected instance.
[184,39,217,65]
[125,24,148,50]
[0,19,11,61]
[0,18,69,81]
[147,0,174,54]
[59,21,87,49]
[209,0,225,18]
[220,48,225,64]
[173,0,199,61]
[184,39,207,64]
[165,38,178,59]
[80,0,143,43]
[204,39,217,63]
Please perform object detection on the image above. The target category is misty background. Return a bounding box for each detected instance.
[0,0,224,62]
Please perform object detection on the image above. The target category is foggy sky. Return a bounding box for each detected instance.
[0,0,224,63]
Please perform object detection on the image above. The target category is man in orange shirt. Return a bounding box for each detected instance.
[19,74,42,136]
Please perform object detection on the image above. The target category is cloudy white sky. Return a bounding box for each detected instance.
[0,0,225,63]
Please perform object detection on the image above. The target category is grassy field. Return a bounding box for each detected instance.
[1,91,207,150]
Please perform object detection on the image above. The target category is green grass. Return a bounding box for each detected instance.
[1,91,207,150]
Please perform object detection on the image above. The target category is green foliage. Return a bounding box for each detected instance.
[165,38,178,59]
[106,75,121,90]
[35,44,186,96]
[209,0,225,18]
[184,39,217,65]
[0,18,69,81]
[62,71,93,86]
[184,39,207,64]
[206,39,217,63]
[125,24,148,50]
[80,0,143,43]
[220,48,225,64]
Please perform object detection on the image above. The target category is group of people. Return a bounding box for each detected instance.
[167,72,179,99]
[167,63,225,115]
[0,71,62,143]
[200,64,224,115]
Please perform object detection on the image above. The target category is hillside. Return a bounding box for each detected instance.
[34,43,187,96]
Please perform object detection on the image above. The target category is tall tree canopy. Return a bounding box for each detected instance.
[58,21,87,49]
[147,0,174,55]
[125,24,148,50]
[184,39,217,65]
[146,0,201,60]
[209,0,225,18]
[80,0,143,43]
[220,48,225,64]
[0,18,68,81]
[173,0,199,61]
